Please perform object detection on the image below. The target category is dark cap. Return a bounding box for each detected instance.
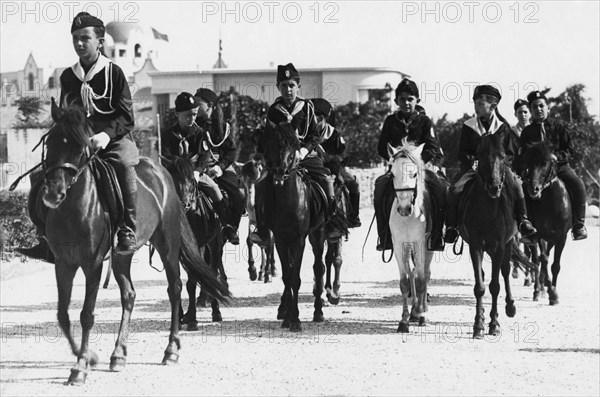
[277,63,300,84]
[473,85,501,101]
[71,12,104,33]
[514,99,529,111]
[395,78,419,98]
[311,98,332,118]
[194,88,218,105]
[527,90,548,104]
[175,92,199,112]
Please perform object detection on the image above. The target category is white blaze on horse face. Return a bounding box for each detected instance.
[393,159,419,216]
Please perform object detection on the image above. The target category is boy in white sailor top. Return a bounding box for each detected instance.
[444,85,537,244]
[19,12,138,260]
[248,63,335,246]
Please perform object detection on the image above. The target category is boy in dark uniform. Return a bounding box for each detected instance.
[511,99,530,139]
[18,12,138,260]
[444,85,537,244]
[161,91,241,244]
[249,63,335,246]
[311,98,361,227]
[194,88,244,245]
[518,90,587,240]
[374,78,446,251]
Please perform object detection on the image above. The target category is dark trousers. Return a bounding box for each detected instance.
[374,171,446,243]
[216,168,245,229]
[101,137,139,232]
[340,167,360,219]
[558,164,587,222]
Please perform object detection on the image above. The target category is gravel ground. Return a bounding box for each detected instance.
[1,209,599,396]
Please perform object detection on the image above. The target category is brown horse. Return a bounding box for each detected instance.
[521,141,572,304]
[456,131,520,338]
[240,157,276,283]
[39,101,229,384]
[259,122,329,331]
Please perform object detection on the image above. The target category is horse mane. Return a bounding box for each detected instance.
[275,122,301,151]
[169,156,196,182]
[50,104,94,149]
[524,141,552,167]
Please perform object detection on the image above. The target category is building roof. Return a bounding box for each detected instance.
[105,21,147,43]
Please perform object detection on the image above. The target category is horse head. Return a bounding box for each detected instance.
[522,141,556,200]
[476,132,507,199]
[263,121,301,185]
[164,156,198,212]
[388,139,425,216]
[42,98,95,208]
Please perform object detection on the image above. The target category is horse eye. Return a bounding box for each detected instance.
[62,138,68,144]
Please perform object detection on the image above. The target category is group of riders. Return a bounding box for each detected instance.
[18,12,588,263]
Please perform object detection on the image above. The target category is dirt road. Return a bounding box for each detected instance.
[1,209,599,396]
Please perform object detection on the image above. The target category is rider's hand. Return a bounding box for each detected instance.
[296,147,309,160]
[208,165,223,179]
[90,132,110,150]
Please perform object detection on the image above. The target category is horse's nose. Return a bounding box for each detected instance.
[490,185,501,197]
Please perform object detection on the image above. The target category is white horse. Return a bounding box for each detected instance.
[388,140,434,333]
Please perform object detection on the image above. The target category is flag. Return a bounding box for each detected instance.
[152,27,169,42]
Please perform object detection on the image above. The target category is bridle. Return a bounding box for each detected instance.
[523,157,558,193]
[477,158,506,195]
[390,153,418,207]
[43,137,100,191]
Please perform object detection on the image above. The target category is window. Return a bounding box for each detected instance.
[119,49,126,57]
[48,77,55,89]
[134,44,142,58]
[28,73,34,91]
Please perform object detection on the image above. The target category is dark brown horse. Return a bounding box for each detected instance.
[40,101,229,384]
[521,141,572,304]
[240,157,276,283]
[260,122,328,331]
[163,155,227,327]
[456,131,519,338]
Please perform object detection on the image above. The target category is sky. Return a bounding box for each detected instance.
[1,0,599,121]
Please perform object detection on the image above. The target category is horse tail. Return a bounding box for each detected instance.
[178,204,232,303]
[510,238,536,274]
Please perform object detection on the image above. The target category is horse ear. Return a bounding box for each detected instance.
[415,143,426,158]
[50,97,62,122]
[388,143,399,158]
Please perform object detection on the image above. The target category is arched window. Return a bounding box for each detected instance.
[48,77,55,89]
[134,44,142,58]
[28,73,34,91]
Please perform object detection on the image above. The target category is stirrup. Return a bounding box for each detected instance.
[116,227,137,254]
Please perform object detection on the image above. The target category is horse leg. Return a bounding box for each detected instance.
[528,244,541,301]
[54,265,80,357]
[501,244,516,318]
[196,247,208,308]
[548,237,565,305]
[413,248,433,327]
[330,240,343,305]
[210,238,225,322]
[268,237,277,278]
[109,253,136,371]
[67,262,103,385]
[289,242,306,332]
[182,276,198,331]
[470,245,486,339]
[523,244,532,286]
[276,242,291,324]
[309,231,326,323]
[488,248,504,336]
[324,243,334,304]
[395,244,411,333]
[161,250,183,365]
[247,235,258,281]
[539,240,550,299]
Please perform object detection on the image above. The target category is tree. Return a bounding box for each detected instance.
[434,113,471,179]
[14,96,44,128]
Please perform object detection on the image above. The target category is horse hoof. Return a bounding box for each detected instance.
[264,274,271,283]
[212,312,223,322]
[409,314,420,323]
[281,320,290,329]
[67,368,87,385]
[277,311,286,320]
[196,297,207,308]
[89,350,99,367]
[418,316,426,326]
[109,356,126,372]
[488,325,500,336]
[533,292,539,301]
[505,303,516,318]
[258,272,263,281]
[397,322,409,333]
[327,293,340,305]
[187,321,199,331]
[548,289,559,305]
[473,328,484,339]
[549,298,559,306]
[290,322,302,332]
[161,352,179,366]
[313,312,324,323]
[249,269,258,281]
